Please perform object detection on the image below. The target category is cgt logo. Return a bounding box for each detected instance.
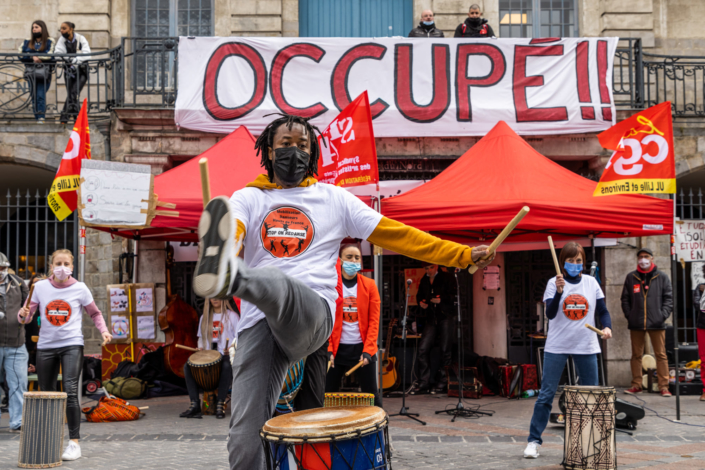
[605,118,669,176]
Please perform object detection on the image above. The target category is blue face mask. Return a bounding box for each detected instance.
[564,261,583,277]
[342,261,362,276]
[422,21,434,26]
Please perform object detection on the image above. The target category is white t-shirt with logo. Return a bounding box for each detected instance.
[230,183,383,336]
[33,280,94,349]
[543,275,604,355]
[341,283,362,344]
[197,309,239,354]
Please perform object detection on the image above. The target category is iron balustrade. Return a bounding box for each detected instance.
[0,47,120,121]
[643,53,705,118]
[117,37,179,107]
[675,188,704,344]
[613,38,644,109]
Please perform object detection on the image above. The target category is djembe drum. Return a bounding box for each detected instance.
[562,386,617,470]
[187,350,222,391]
[276,359,305,414]
[324,392,374,407]
[18,391,67,468]
[261,406,390,470]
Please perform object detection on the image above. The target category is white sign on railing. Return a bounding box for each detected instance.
[675,220,705,262]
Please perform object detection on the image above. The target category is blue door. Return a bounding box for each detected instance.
[299,0,414,37]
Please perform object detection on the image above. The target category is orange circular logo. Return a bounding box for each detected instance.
[260,207,314,258]
[45,300,72,326]
[562,294,589,321]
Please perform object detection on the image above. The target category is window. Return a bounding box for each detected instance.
[132,0,213,37]
[499,0,577,38]
[299,0,413,38]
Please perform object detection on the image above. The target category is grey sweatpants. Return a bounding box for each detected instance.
[227,259,333,470]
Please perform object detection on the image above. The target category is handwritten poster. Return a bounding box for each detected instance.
[675,220,705,263]
[79,160,152,226]
[137,316,155,339]
[135,288,154,312]
[110,287,128,312]
[483,266,500,290]
[111,316,129,338]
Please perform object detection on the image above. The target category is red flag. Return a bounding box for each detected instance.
[594,102,675,196]
[317,91,378,188]
[48,99,91,220]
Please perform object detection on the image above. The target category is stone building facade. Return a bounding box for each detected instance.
[0,0,704,382]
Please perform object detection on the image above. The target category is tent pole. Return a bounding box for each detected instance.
[374,191,384,401]
[671,194,680,420]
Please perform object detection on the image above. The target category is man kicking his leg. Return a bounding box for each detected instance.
[192,114,495,470]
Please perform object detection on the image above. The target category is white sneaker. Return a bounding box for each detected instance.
[523,441,540,459]
[62,440,81,461]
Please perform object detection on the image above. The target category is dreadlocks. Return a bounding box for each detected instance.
[254,113,323,182]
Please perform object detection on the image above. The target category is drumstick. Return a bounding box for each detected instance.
[327,361,332,372]
[468,206,530,274]
[199,158,211,207]
[585,324,605,337]
[175,344,199,352]
[138,406,149,410]
[31,335,39,342]
[345,360,365,377]
[547,236,561,276]
[225,338,229,351]
[20,285,36,321]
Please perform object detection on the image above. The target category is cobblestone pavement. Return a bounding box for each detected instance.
[1,389,704,469]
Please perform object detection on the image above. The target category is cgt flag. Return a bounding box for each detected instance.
[48,99,91,220]
[594,101,675,196]
[317,91,378,188]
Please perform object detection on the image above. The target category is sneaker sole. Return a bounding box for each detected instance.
[193,197,235,298]
[523,454,539,459]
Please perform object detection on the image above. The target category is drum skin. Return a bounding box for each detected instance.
[261,406,389,470]
[324,393,375,408]
[187,350,222,391]
[562,386,617,470]
[18,392,67,468]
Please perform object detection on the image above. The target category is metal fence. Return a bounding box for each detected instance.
[0,189,78,280]
[643,53,705,118]
[117,37,179,107]
[0,47,120,121]
[675,187,704,343]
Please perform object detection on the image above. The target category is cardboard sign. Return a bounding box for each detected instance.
[675,220,705,262]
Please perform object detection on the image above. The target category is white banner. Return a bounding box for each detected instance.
[675,220,705,262]
[175,37,618,137]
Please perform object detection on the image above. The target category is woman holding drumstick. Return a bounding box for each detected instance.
[18,249,112,461]
[523,241,612,460]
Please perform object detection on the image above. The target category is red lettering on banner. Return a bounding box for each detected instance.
[202,42,267,121]
[455,43,506,122]
[270,43,328,119]
[597,40,610,104]
[394,44,450,123]
[331,43,389,119]
[513,45,568,122]
[575,41,591,103]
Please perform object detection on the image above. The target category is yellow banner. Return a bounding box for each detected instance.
[47,192,73,221]
[593,178,676,197]
[50,174,81,194]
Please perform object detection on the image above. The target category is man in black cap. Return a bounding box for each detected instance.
[408,9,444,38]
[620,247,673,397]
[454,4,495,38]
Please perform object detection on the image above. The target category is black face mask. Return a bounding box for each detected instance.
[32,32,42,39]
[273,146,310,186]
[468,17,482,27]
[61,32,71,39]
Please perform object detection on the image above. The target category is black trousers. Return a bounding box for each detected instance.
[325,343,382,407]
[293,339,328,411]
[417,316,454,388]
[60,65,88,123]
[36,345,83,439]
[184,357,233,403]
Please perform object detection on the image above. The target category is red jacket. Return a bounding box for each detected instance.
[329,273,380,357]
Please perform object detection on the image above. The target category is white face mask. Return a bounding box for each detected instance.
[638,259,651,270]
[0,270,7,281]
[53,266,72,280]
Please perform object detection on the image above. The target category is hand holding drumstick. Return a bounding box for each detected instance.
[586,324,612,339]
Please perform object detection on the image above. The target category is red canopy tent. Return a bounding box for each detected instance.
[381,121,673,245]
[100,126,264,242]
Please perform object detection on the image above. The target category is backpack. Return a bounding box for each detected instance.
[82,396,141,422]
[104,377,146,400]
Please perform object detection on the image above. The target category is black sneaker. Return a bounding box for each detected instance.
[179,401,203,419]
[430,383,447,395]
[193,196,239,298]
[216,402,226,419]
[9,427,21,433]
[409,384,429,395]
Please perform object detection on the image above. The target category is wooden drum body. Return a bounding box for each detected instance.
[19,391,67,468]
[324,393,375,408]
[562,386,617,470]
[261,406,390,470]
[187,350,222,391]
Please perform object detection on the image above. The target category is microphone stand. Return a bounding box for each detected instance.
[389,279,426,425]
[435,269,492,421]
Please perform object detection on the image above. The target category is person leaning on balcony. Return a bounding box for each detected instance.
[454,4,496,38]
[408,10,444,38]
[54,22,90,125]
[621,248,674,397]
[18,20,55,123]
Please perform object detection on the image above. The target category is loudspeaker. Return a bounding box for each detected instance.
[615,398,645,430]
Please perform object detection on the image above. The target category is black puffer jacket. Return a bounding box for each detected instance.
[694,283,705,329]
[454,18,496,38]
[408,22,444,38]
[620,265,673,330]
